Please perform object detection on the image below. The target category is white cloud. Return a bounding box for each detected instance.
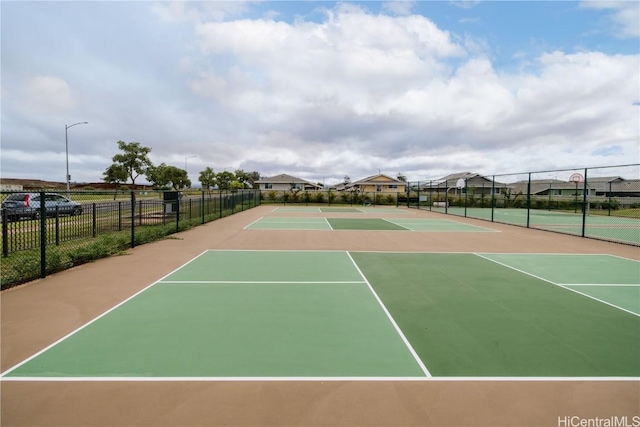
[580,1,640,38]
[151,0,255,24]
[382,1,416,16]
[22,76,77,113]
[177,4,639,181]
[449,1,480,10]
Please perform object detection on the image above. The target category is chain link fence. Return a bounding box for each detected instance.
[407,164,640,246]
[1,189,260,290]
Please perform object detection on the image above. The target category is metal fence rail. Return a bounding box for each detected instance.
[1,189,261,289]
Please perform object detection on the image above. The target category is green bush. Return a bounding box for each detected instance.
[327,191,336,205]
[302,191,311,204]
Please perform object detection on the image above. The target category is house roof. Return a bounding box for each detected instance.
[422,172,505,188]
[350,174,402,185]
[255,173,322,189]
[507,177,640,194]
[256,174,314,184]
[439,172,480,181]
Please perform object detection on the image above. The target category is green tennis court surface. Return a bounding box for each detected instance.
[272,207,408,214]
[247,217,497,232]
[3,251,638,380]
[435,207,640,244]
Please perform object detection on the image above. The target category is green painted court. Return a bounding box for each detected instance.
[433,207,640,244]
[3,251,638,380]
[272,207,406,214]
[246,217,497,232]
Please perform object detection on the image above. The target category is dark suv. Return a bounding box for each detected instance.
[1,193,83,221]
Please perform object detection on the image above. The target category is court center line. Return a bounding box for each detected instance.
[0,250,215,377]
[345,251,432,378]
[473,253,640,318]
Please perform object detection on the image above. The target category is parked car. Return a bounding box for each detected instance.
[1,193,83,221]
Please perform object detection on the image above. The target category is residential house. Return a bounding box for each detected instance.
[255,174,323,192]
[417,172,506,196]
[343,174,406,194]
[507,176,640,198]
[509,176,640,204]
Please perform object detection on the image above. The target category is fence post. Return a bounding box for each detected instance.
[464,178,468,217]
[445,181,449,214]
[175,195,180,232]
[130,191,136,248]
[55,208,60,245]
[581,168,588,237]
[92,203,97,237]
[39,191,46,278]
[526,173,531,228]
[491,176,495,222]
[429,181,433,212]
[201,191,205,224]
[414,184,418,209]
[2,209,8,257]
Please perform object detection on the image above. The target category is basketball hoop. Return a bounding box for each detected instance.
[568,173,584,184]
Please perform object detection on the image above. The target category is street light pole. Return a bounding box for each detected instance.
[65,121,88,192]
[185,155,197,172]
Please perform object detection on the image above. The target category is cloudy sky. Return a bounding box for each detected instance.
[1,1,638,186]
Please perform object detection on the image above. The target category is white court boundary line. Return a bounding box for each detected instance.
[0,250,214,378]
[381,218,412,231]
[243,216,265,229]
[158,280,366,284]
[562,284,640,287]
[272,207,322,213]
[345,251,432,378]
[2,376,638,382]
[474,253,640,318]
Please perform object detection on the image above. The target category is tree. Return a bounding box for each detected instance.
[234,169,249,188]
[245,171,261,188]
[102,164,128,199]
[163,166,191,190]
[230,180,245,190]
[199,167,217,190]
[111,141,153,187]
[343,175,351,185]
[146,163,171,189]
[233,169,261,189]
[396,172,407,182]
[216,171,236,190]
[148,163,190,190]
